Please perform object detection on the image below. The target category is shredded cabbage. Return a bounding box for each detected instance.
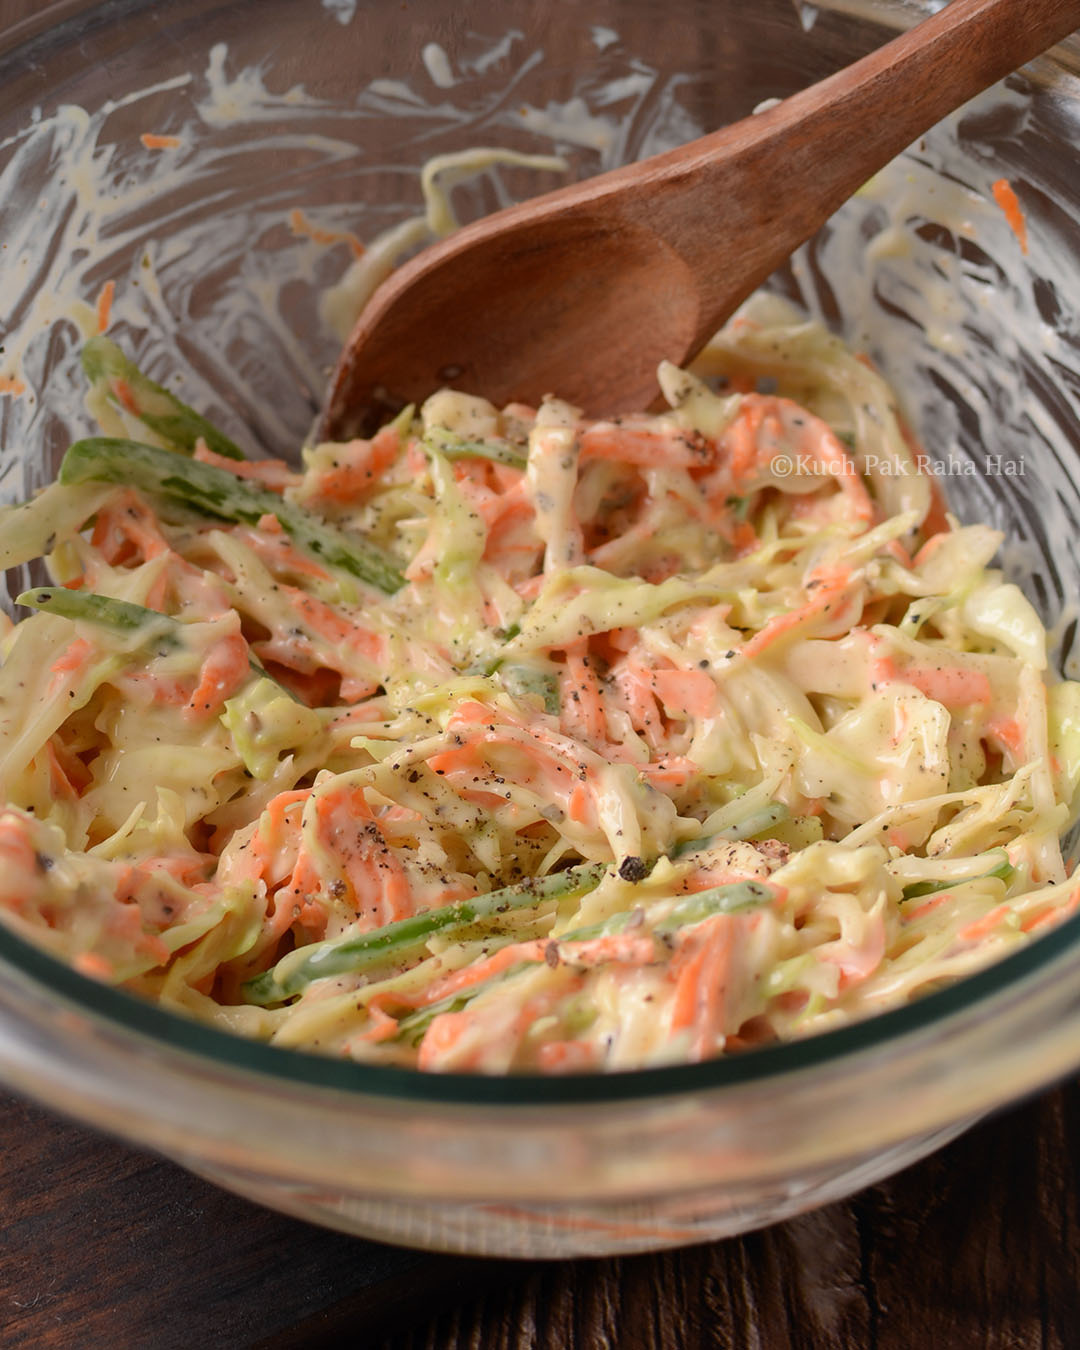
[0,298,1077,1075]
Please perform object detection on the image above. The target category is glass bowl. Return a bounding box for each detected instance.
[1,0,1080,1258]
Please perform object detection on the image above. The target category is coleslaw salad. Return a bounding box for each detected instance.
[0,294,1076,1074]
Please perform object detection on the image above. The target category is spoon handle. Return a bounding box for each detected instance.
[617,0,1080,347]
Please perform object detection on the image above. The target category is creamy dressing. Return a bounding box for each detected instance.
[0,306,1077,1071]
[0,26,707,519]
[0,13,1079,1070]
[421,43,457,91]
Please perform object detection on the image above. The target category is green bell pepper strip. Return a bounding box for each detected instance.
[243,861,608,1006]
[17,587,181,647]
[82,336,246,461]
[901,854,1015,901]
[17,587,300,701]
[670,803,790,858]
[59,437,406,594]
[390,877,774,1043]
[422,428,527,471]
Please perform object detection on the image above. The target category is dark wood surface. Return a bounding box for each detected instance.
[1,2,1076,1346]
[2,1079,1079,1349]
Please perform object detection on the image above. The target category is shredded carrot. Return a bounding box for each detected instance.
[0,375,25,397]
[610,658,665,749]
[0,817,38,904]
[560,642,607,746]
[883,539,913,569]
[185,632,250,719]
[49,637,94,677]
[987,716,1026,759]
[193,441,297,491]
[73,952,115,980]
[356,1002,401,1043]
[302,424,401,504]
[1023,888,1080,933]
[992,178,1028,254]
[422,942,547,1005]
[427,743,483,776]
[140,132,182,150]
[669,928,709,1030]
[906,893,953,923]
[108,375,138,415]
[567,781,591,825]
[310,784,413,926]
[723,395,875,524]
[417,1010,473,1070]
[536,1040,597,1071]
[958,904,1011,942]
[261,789,311,841]
[678,865,768,895]
[669,916,735,1059]
[639,757,697,788]
[873,652,992,707]
[288,207,365,258]
[91,489,170,563]
[742,566,853,659]
[724,398,765,478]
[559,932,656,967]
[581,421,712,469]
[651,667,716,719]
[95,279,115,334]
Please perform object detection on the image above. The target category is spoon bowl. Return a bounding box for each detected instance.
[320,0,1080,440]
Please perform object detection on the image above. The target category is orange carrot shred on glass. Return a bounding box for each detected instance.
[140,133,182,150]
[288,207,365,258]
[95,279,115,334]
[991,178,1028,254]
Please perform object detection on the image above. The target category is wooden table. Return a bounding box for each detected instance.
[0,0,1075,1343]
[2,1079,1078,1348]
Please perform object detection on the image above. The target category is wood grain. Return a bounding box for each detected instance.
[373,1082,1080,1350]
[2,3,1078,1347]
[2,1081,1079,1348]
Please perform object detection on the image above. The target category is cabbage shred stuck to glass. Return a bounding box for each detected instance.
[0,297,1077,1074]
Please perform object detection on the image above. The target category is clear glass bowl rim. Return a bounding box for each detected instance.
[3,896,1079,1105]
[0,0,1078,1113]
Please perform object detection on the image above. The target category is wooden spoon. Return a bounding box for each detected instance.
[320,0,1080,440]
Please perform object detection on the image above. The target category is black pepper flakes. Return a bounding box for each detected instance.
[618,856,649,883]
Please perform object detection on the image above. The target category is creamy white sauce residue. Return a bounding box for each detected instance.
[0,22,706,513]
[321,0,357,25]
[1,15,1079,689]
[421,43,456,90]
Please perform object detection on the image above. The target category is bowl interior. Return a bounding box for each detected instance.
[0,0,1079,1102]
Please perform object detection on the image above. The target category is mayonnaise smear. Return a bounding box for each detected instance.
[0,6,1078,691]
[0,5,1079,1071]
